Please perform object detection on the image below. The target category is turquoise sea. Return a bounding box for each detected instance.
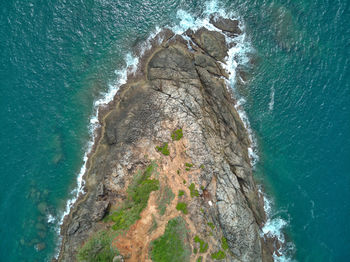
[0,0,349,261]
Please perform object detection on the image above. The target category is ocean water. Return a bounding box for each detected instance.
[0,0,349,261]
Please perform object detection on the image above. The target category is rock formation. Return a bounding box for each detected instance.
[57,17,274,262]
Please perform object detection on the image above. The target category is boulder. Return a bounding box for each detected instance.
[92,201,109,222]
[210,15,242,35]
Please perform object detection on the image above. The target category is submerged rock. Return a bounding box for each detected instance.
[35,242,46,251]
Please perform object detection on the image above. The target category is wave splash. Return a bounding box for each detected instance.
[54,1,293,261]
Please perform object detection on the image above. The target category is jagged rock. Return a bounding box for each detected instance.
[91,201,109,222]
[210,15,242,36]
[67,221,80,235]
[96,182,105,198]
[187,28,228,62]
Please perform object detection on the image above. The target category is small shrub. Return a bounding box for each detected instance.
[193,248,197,254]
[189,183,199,197]
[211,250,226,260]
[177,169,180,175]
[200,208,204,213]
[157,186,175,216]
[176,202,188,214]
[221,237,228,250]
[150,217,191,262]
[185,168,190,171]
[200,186,204,190]
[183,179,186,184]
[207,222,215,230]
[77,231,117,262]
[194,236,208,253]
[178,190,185,197]
[156,143,170,156]
[199,164,204,169]
[171,129,183,141]
[185,163,193,168]
[197,257,203,262]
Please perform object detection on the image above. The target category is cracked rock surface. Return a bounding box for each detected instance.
[57,20,272,262]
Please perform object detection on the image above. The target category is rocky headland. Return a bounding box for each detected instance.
[57,16,276,262]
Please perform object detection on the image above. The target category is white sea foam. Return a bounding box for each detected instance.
[55,1,292,261]
[260,188,296,262]
[47,213,55,224]
[269,85,275,111]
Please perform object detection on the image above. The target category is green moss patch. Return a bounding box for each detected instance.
[176,202,188,214]
[178,190,185,197]
[194,236,209,253]
[156,143,170,156]
[77,230,118,262]
[150,217,191,262]
[189,183,199,197]
[157,185,175,216]
[196,257,203,262]
[207,222,215,230]
[221,237,228,250]
[185,163,193,168]
[211,250,226,260]
[171,129,183,141]
[106,163,159,231]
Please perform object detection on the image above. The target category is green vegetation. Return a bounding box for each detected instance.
[185,163,193,168]
[185,168,191,171]
[189,183,199,197]
[177,169,180,175]
[207,222,215,230]
[156,143,170,156]
[193,248,197,254]
[196,257,203,262]
[199,164,204,169]
[77,231,117,262]
[200,185,205,190]
[176,202,188,214]
[221,237,228,250]
[107,163,159,231]
[194,236,209,253]
[171,129,183,141]
[178,190,185,197]
[150,217,191,262]
[211,250,226,260]
[183,179,187,184]
[157,186,175,216]
[200,208,204,213]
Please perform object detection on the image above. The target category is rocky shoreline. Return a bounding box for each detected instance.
[56,16,276,262]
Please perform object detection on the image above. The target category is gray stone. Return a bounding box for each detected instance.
[210,15,242,35]
[91,201,109,222]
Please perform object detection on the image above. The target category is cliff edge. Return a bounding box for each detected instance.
[57,17,273,262]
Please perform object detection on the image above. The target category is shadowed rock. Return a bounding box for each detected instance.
[210,15,242,36]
